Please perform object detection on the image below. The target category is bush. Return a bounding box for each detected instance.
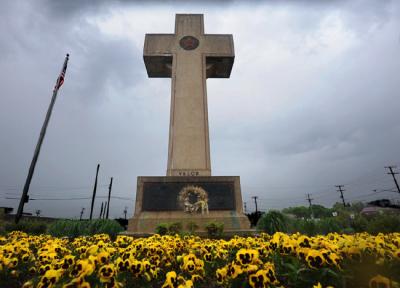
[5,218,48,235]
[350,215,368,233]
[186,220,199,235]
[317,218,342,235]
[46,219,124,241]
[256,210,290,235]
[340,228,355,235]
[300,219,319,237]
[168,221,182,235]
[155,223,169,235]
[205,220,224,239]
[366,212,400,235]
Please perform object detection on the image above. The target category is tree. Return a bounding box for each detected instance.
[290,206,308,218]
[349,201,365,213]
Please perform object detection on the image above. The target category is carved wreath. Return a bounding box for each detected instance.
[178,185,209,215]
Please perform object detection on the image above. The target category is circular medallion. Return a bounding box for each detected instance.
[180,36,199,50]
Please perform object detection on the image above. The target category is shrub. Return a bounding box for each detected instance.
[318,217,342,235]
[366,212,400,236]
[186,220,199,234]
[5,218,48,235]
[155,223,169,235]
[340,228,355,235]
[256,210,290,235]
[300,219,319,237]
[205,220,224,239]
[46,219,124,241]
[350,215,368,233]
[168,221,182,235]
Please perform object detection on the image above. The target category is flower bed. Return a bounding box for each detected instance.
[0,231,399,288]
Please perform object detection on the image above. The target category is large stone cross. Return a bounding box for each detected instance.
[144,14,234,176]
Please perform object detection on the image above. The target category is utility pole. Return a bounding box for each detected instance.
[123,207,128,219]
[244,202,247,213]
[306,194,314,219]
[336,185,348,207]
[99,202,104,218]
[385,166,400,194]
[90,164,100,220]
[106,177,113,219]
[103,202,107,218]
[252,196,258,213]
[15,54,69,224]
[80,208,85,221]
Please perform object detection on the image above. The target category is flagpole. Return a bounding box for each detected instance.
[15,54,69,223]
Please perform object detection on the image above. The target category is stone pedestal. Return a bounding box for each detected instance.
[127,176,251,236]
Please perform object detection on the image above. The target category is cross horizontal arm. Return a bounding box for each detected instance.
[144,34,177,78]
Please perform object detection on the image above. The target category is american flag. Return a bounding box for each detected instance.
[53,62,68,92]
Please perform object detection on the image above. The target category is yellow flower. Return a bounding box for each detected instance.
[29,267,37,275]
[22,253,30,263]
[130,260,143,275]
[98,264,116,282]
[22,281,34,288]
[226,261,243,279]
[306,250,325,269]
[313,283,322,288]
[204,253,213,263]
[191,274,203,283]
[281,244,294,255]
[39,264,52,277]
[296,247,310,259]
[395,249,400,260]
[263,267,279,285]
[369,275,390,288]
[183,280,193,288]
[38,269,60,288]
[348,247,362,262]
[163,271,179,288]
[116,258,130,273]
[249,270,267,288]
[7,257,18,268]
[330,253,343,271]
[185,260,196,274]
[97,251,110,266]
[62,276,90,288]
[69,260,93,278]
[11,270,19,277]
[236,249,259,266]
[216,268,227,284]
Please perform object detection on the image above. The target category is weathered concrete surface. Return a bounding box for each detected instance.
[143,14,234,177]
[127,176,251,235]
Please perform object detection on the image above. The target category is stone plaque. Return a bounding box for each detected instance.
[143,182,235,211]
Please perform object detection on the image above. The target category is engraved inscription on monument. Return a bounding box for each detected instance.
[143,183,235,211]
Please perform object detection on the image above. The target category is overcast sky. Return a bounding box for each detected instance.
[1,0,400,219]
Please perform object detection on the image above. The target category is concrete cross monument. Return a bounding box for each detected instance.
[143,14,234,177]
[128,14,251,236]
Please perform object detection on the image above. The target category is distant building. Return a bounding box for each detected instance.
[0,207,14,214]
[360,206,400,218]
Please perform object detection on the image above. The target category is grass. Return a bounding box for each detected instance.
[4,218,48,235]
[256,210,291,235]
[46,218,125,241]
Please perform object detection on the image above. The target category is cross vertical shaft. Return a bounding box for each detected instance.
[143,14,234,176]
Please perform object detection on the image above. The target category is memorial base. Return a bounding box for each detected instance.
[127,176,252,236]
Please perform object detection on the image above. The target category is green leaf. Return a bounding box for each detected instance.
[296,268,307,274]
